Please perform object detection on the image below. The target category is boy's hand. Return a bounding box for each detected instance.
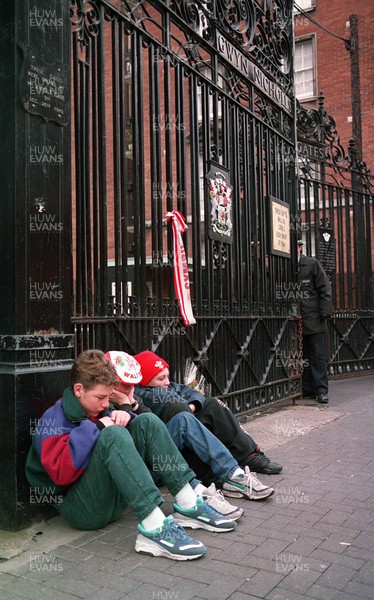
[110,389,132,405]
[110,389,139,412]
[98,416,115,427]
[110,410,132,427]
[188,403,196,413]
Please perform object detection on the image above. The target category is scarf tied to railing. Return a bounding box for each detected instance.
[165,210,196,327]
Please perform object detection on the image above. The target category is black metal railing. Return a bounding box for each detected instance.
[70,0,300,413]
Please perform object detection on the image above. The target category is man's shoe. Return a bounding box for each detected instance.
[203,483,244,521]
[136,515,207,560]
[173,495,237,532]
[302,390,316,399]
[317,393,328,404]
[244,451,283,475]
[222,467,274,501]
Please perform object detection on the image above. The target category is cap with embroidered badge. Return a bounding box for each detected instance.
[105,351,142,385]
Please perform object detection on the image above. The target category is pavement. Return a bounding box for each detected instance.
[0,375,373,600]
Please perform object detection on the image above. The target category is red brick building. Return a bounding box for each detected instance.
[294,0,374,168]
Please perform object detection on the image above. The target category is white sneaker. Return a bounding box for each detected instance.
[222,466,274,501]
[203,483,244,521]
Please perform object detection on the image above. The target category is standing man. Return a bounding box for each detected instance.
[298,240,333,404]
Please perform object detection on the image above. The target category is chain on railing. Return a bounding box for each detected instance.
[298,314,304,376]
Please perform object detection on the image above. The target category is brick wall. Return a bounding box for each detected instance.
[295,0,374,169]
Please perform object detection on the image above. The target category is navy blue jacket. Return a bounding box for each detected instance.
[135,382,206,421]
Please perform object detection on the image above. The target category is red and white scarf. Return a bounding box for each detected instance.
[165,210,196,326]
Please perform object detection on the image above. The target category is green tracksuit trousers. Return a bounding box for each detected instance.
[58,413,195,530]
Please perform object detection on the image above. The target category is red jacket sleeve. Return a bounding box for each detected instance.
[40,420,100,486]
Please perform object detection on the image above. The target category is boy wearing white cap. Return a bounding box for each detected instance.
[106,351,274,511]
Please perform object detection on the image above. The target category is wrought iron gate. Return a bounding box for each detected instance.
[70,0,301,414]
[296,96,374,377]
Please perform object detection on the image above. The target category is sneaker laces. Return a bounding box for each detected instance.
[197,495,231,520]
[242,465,263,489]
[256,450,271,466]
[213,488,227,507]
[204,485,228,508]
[231,466,253,497]
[161,518,189,543]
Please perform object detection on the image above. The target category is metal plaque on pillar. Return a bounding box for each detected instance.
[19,42,70,126]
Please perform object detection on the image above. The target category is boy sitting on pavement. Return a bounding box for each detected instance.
[134,351,283,478]
[25,350,237,562]
[106,352,274,519]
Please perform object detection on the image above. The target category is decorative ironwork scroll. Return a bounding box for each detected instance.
[70,0,101,47]
[168,0,294,92]
[296,94,373,191]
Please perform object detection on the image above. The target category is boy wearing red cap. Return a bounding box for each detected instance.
[134,350,283,483]
[106,352,274,514]
[26,350,237,562]
[106,351,274,504]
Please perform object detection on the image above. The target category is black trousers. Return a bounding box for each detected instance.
[195,397,257,462]
[302,332,328,396]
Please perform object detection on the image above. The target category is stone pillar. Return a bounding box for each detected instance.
[0,0,73,530]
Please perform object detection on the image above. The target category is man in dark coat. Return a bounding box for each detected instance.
[298,240,333,403]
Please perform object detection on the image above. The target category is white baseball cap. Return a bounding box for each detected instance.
[105,351,142,385]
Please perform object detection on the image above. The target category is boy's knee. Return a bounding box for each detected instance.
[169,412,195,427]
[204,397,218,409]
[130,412,165,432]
[97,424,131,445]
[131,413,162,427]
[133,412,160,425]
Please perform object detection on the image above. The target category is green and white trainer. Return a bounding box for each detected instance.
[135,515,207,560]
[173,495,237,532]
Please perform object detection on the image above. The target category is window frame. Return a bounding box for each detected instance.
[293,0,316,14]
[294,34,318,102]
